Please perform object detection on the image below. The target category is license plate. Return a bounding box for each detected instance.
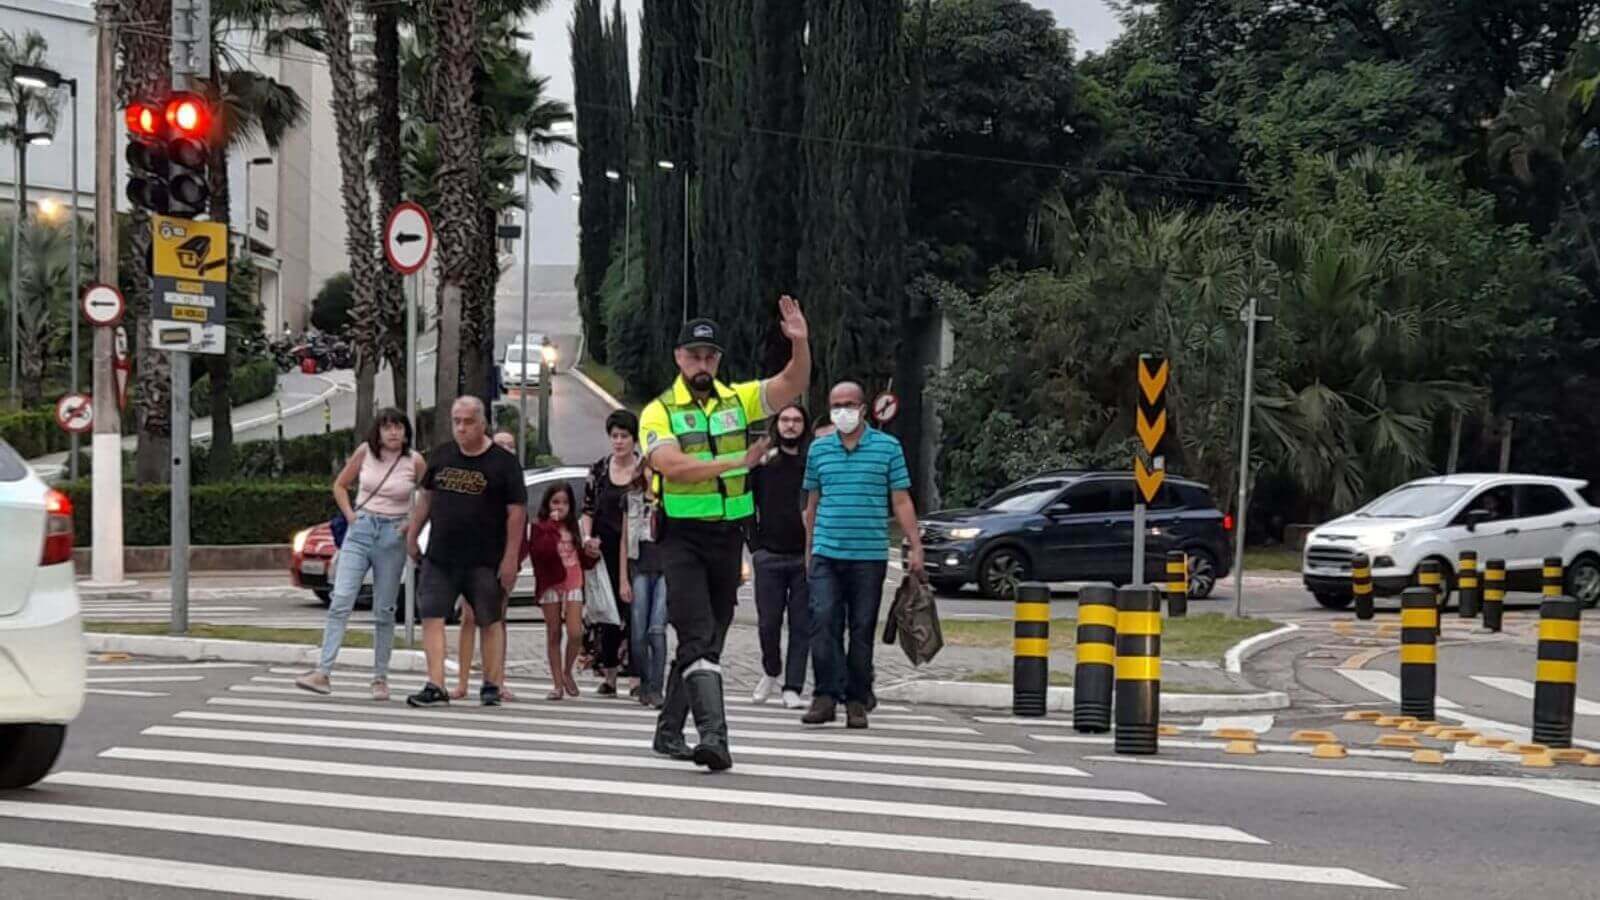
[301,560,326,576]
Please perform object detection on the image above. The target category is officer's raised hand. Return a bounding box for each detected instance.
[778,295,807,342]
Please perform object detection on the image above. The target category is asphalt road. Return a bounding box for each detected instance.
[5,653,1597,898]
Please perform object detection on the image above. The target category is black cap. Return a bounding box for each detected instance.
[676,317,723,351]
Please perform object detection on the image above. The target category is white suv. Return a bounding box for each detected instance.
[0,440,85,788]
[1301,474,1600,610]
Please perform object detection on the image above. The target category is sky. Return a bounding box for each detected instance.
[519,0,1124,265]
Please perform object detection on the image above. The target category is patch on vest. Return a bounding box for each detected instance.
[644,428,665,450]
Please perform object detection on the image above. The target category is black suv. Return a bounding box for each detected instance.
[912,470,1233,599]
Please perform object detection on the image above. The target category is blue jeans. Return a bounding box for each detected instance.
[317,513,406,678]
[807,555,888,704]
[629,571,669,696]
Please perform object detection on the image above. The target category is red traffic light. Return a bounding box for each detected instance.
[165,93,210,137]
[124,102,162,137]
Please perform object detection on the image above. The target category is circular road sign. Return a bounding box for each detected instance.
[873,392,899,425]
[384,201,434,275]
[55,392,94,435]
[81,283,125,327]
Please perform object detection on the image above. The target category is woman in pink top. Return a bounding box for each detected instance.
[297,408,426,700]
[529,482,600,700]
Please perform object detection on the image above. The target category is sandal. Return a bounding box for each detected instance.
[546,689,565,701]
[563,673,580,697]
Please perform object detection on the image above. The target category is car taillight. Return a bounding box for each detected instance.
[1223,513,1234,532]
[41,489,75,566]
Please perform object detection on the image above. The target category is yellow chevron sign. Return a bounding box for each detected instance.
[1139,357,1169,406]
[1137,407,1166,455]
[1135,456,1165,503]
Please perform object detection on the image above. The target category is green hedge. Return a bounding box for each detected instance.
[61,480,332,546]
[0,408,69,458]
[193,359,278,418]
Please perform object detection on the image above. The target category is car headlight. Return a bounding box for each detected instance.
[947,527,982,540]
[292,529,310,554]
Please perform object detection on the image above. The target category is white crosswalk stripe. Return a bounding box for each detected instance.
[1470,675,1600,716]
[11,662,1404,897]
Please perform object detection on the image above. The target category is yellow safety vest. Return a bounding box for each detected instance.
[651,382,755,521]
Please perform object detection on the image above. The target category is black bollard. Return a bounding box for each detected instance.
[1073,584,1117,733]
[1012,583,1050,717]
[1114,586,1161,755]
[1399,586,1438,721]
[1482,559,1506,633]
[1457,551,1480,619]
[1352,553,1374,621]
[1533,594,1580,749]
[1165,551,1188,619]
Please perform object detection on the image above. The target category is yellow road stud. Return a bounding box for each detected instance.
[1343,710,1383,722]
[1510,742,1550,755]
[1311,743,1348,759]
[1291,729,1338,744]
[1422,724,1448,736]
[1374,715,1414,727]
[1411,749,1445,765]
[1223,740,1258,755]
[1397,719,1437,732]
[1580,753,1600,767]
[1158,724,1181,737]
[1436,729,1477,741]
[1377,734,1423,749]
[97,652,132,662]
[1468,735,1511,748]
[1212,727,1258,740]
[1522,752,1556,768]
[1548,749,1588,763]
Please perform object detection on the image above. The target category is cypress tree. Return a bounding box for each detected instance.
[571,0,613,361]
[798,0,913,407]
[751,0,807,376]
[604,0,632,240]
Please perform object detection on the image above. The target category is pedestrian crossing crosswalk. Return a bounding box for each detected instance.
[81,657,251,699]
[1471,675,1600,716]
[5,663,1404,898]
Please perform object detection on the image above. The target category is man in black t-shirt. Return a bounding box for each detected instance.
[406,396,527,707]
[748,402,811,709]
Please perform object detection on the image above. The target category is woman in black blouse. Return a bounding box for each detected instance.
[581,409,641,696]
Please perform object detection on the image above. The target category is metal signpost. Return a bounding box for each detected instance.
[1132,355,1169,586]
[1232,298,1272,618]
[873,392,899,426]
[383,201,434,646]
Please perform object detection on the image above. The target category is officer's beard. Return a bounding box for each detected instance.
[688,373,714,393]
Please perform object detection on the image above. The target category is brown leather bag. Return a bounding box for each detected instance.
[881,573,944,666]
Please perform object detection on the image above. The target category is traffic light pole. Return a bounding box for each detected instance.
[86,0,129,590]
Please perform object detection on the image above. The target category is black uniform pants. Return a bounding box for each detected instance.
[660,519,743,667]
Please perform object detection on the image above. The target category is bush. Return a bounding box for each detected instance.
[60,479,333,546]
[311,272,354,336]
[193,358,278,418]
[0,408,68,458]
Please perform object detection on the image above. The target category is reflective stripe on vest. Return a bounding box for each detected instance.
[657,388,753,521]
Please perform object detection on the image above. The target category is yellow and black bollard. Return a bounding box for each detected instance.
[1073,584,1117,733]
[1483,559,1506,632]
[1012,583,1051,717]
[1533,593,1580,749]
[1418,559,1444,634]
[1399,586,1438,721]
[1457,551,1480,619]
[1544,557,1564,600]
[1165,551,1188,619]
[1352,553,1374,621]
[1114,586,1161,755]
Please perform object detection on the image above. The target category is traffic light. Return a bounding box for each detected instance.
[164,92,212,215]
[123,93,214,216]
[124,101,170,213]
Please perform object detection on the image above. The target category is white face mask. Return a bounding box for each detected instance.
[830,407,862,434]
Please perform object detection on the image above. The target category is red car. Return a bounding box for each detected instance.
[289,465,591,622]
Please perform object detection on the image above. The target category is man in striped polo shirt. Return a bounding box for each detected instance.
[800,381,925,729]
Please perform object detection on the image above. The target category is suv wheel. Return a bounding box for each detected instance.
[978,547,1030,601]
[0,723,67,790]
[1186,549,1219,599]
[1566,555,1600,609]
[1314,591,1354,610]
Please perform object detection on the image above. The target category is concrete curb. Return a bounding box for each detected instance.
[1224,622,1302,674]
[876,679,1290,713]
[567,365,624,412]
[83,632,455,674]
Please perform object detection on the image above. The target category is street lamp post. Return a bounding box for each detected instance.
[518,133,535,468]
[1232,297,1274,619]
[9,128,52,409]
[15,66,81,476]
[537,337,556,457]
[605,168,634,293]
[657,159,689,322]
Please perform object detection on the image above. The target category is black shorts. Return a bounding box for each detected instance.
[418,559,504,625]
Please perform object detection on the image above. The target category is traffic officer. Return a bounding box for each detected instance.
[641,295,811,771]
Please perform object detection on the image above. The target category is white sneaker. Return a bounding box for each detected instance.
[752,674,780,704]
[781,689,804,709]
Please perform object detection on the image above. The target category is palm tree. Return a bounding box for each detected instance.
[0,218,81,406]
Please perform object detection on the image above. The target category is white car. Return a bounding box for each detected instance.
[503,335,547,388]
[0,440,85,789]
[1301,473,1600,610]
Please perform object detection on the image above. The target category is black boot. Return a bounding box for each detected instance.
[685,667,733,772]
[652,661,693,760]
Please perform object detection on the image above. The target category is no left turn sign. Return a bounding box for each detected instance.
[55,393,93,435]
[873,392,899,425]
[81,283,125,327]
[384,201,434,275]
